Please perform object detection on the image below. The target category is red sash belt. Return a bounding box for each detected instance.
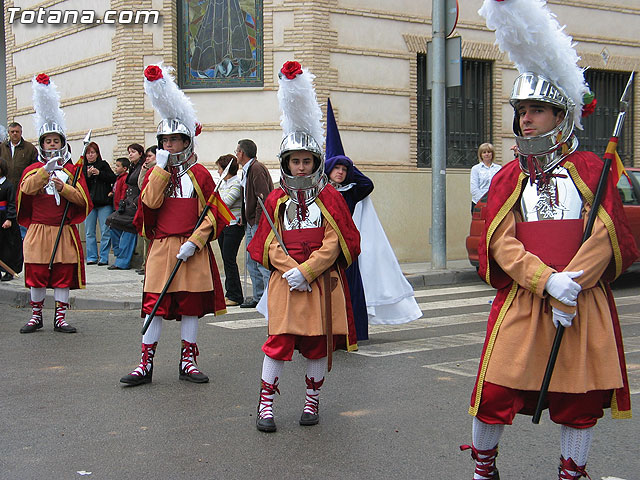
[155,197,199,238]
[282,227,324,264]
[31,194,65,225]
[0,200,6,209]
[515,219,583,271]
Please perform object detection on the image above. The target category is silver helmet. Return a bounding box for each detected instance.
[279,131,327,205]
[156,118,194,166]
[510,72,578,174]
[38,122,70,163]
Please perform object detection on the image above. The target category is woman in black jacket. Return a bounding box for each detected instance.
[83,141,116,265]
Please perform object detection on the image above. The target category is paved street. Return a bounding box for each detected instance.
[1,273,639,479]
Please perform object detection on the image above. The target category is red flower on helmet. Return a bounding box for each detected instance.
[144,65,163,82]
[281,61,303,80]
[582,98,597,118]
[195,123,202,136]
[36,73,50,85]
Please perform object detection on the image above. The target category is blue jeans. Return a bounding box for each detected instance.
[245,223,271,300]
[110,228,137,269]
[84,204,113,263]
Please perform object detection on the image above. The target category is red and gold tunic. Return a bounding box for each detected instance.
[135,163,228,319]
[248,186,361,352]
[469,151,638,420]
[17,161,91,289]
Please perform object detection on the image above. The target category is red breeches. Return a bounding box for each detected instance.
[476,381,608,428]
[142,291,214,320]
[25,263,76,289]
[262,334,339,361]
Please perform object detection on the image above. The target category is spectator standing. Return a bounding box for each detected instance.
[136,146,157,275]
[215,154,244,306]
[1,122,38,238]
[236,138,273,308]
[0,158,23,280]
[105,144,143,270]
[83,141,116,266]
[470,142,500,212]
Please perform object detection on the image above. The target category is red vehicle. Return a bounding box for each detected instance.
[466,167,640,267]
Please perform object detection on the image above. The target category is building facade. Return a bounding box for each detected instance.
[4,0,640,262]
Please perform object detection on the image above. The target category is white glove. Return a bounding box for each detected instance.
[44,157,63,173]
[544,270,583,306]
[155,149,170,169]
[282,267,311,292]
[176,241,197,261]
[552,307,576,328]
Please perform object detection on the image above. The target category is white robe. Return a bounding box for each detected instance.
[353,197,422,325]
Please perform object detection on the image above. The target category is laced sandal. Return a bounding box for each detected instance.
[53,301,76,333]
[256,378,279,432]
[120,343,157,386]
[460,444,500,479]
[179,340,209,383]
[20,300,45,333]
[300,375,324,426]
[558,456,591,480]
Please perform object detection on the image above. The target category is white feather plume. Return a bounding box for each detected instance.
[478,0,589,129]
[277,67,324,146]
[144,63,199,135]
[32,75,65,133]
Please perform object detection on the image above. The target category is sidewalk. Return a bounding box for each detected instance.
[0,259,479,310]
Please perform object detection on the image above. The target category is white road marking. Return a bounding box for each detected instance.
[422,358,479,377]
[352,332,486,357]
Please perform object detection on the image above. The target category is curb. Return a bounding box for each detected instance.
[406,268,480,288]
[1,268,481,310]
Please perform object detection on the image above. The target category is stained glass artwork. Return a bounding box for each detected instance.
[179,0,263,88]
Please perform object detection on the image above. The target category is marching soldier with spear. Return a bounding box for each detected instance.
[119,64,232,387]
[463,1,638,479]
[17,73,92,334]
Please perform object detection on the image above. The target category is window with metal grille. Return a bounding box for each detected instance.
[575,70,634,165]
[417,57,492,168]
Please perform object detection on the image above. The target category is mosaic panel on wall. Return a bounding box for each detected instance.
[178,0,263,88]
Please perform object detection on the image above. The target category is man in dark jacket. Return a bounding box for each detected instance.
[0,122,38,238]
[236,138,273,308]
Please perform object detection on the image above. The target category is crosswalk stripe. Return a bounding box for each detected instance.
[416,295,495,312]
[413,284,495,297]
[352,332,486,357]
[422,358,479,377]
[369,312,488,334]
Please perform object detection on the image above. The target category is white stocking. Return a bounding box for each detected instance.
[30,287,46,303]
[180,316,198,343]
[472,417,504,450]
[54,287,69,304]
[560,425,593,468]
[261,355,284,384]
[142,315,163,344]
[305,357,327,384]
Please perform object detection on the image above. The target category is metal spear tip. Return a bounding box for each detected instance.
[82,129,92,145]
[619,72,634,112]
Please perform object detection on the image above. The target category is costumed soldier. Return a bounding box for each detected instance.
[17,73,92,334]
[248,61,360,432]
[120,64,229,386]
[463,2,638,479]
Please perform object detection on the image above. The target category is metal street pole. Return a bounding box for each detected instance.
[431,0,446,269]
